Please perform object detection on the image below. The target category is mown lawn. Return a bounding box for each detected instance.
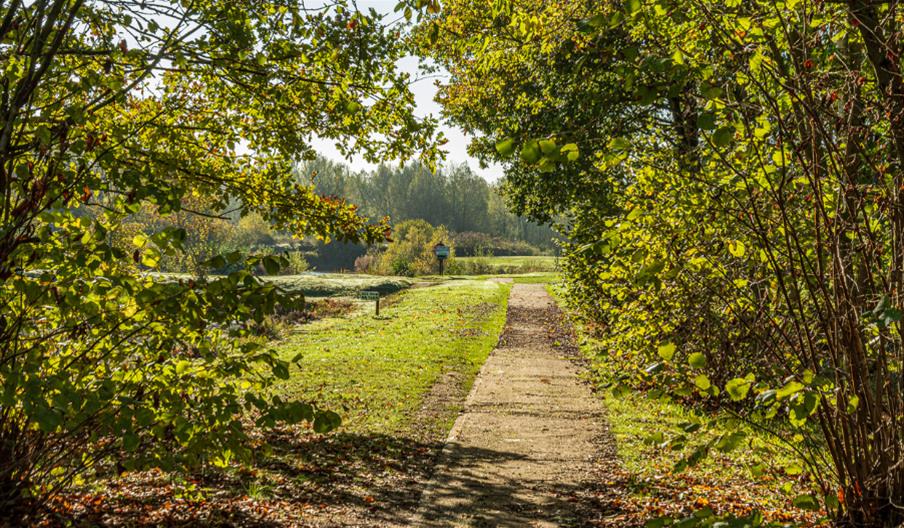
[454,255,559,274]
[276,279,511,435]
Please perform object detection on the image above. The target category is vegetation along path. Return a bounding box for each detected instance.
[411,283,610,527]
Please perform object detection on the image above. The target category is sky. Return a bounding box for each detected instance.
[307,1,505,182]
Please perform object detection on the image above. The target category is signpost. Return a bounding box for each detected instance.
[359,290,380,315]
[433,242,450,275]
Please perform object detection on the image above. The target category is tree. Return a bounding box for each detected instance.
[424,0,904,524]
[0,0,436,519]
[303,156,556,252]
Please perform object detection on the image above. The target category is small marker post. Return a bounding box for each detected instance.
[360,290,380,315]
[433,242,450,276]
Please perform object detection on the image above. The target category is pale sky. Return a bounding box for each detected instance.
[307,1,505,181]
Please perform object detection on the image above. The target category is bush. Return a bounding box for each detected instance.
[354,254,377,273]
[234,213,276,248]
[280,251,310,275]
[373,220,453,276]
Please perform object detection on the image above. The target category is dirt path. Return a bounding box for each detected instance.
[410,283,612,527]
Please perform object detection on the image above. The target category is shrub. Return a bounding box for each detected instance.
[374,219,453,276]
[280,251,310,275]
[354,254,377,273]
[0,0,426,520]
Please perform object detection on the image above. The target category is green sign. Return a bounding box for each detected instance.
[359,290,380,301]
[434,244,450,259]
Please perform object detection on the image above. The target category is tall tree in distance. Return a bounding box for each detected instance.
[298,156,556,251]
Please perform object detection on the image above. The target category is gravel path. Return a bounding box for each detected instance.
[410,284,611,527]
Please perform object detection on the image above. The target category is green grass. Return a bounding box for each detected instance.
[456,255,558,267]
[511,272,560,284]
[421,272,560,283]
[452,255,559,274]
[545,284,802,512]
[275,279,511,435]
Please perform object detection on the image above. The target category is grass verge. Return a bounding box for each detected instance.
[276,279,511,435]
[546,284,823,526]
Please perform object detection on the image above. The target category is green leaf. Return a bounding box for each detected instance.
[272,361,290,380]
[688,352,706,368]
[791,392,819,424]
[725,377,753,401]
[495,138,516,157]
[560,143,580,161]
[263,256,281,275]
[313,410,342,433]
[657,342,676,361]
[132,233,148,248]
[609,136,631,152]
[693,374,711,390]
[645,517,670,528]
[697,112,716,130]
[140,248,160,268]
[712,126,734,147]
[175,360,191,375]
[715,431,746,452]
[520,141,541,163]
[776,380,804,400]
[34,406,62,432]
[702,84,723,99]
[792,494,820,511]
[539,138,557,154]
[123,432,140,452]
[207,255,227,269]
[728,240,745,257]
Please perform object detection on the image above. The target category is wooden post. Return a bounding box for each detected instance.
[361,290,380,316]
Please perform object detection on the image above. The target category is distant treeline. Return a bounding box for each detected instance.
[297,157,556,253]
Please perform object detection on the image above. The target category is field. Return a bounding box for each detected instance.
[451,255,559,274]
